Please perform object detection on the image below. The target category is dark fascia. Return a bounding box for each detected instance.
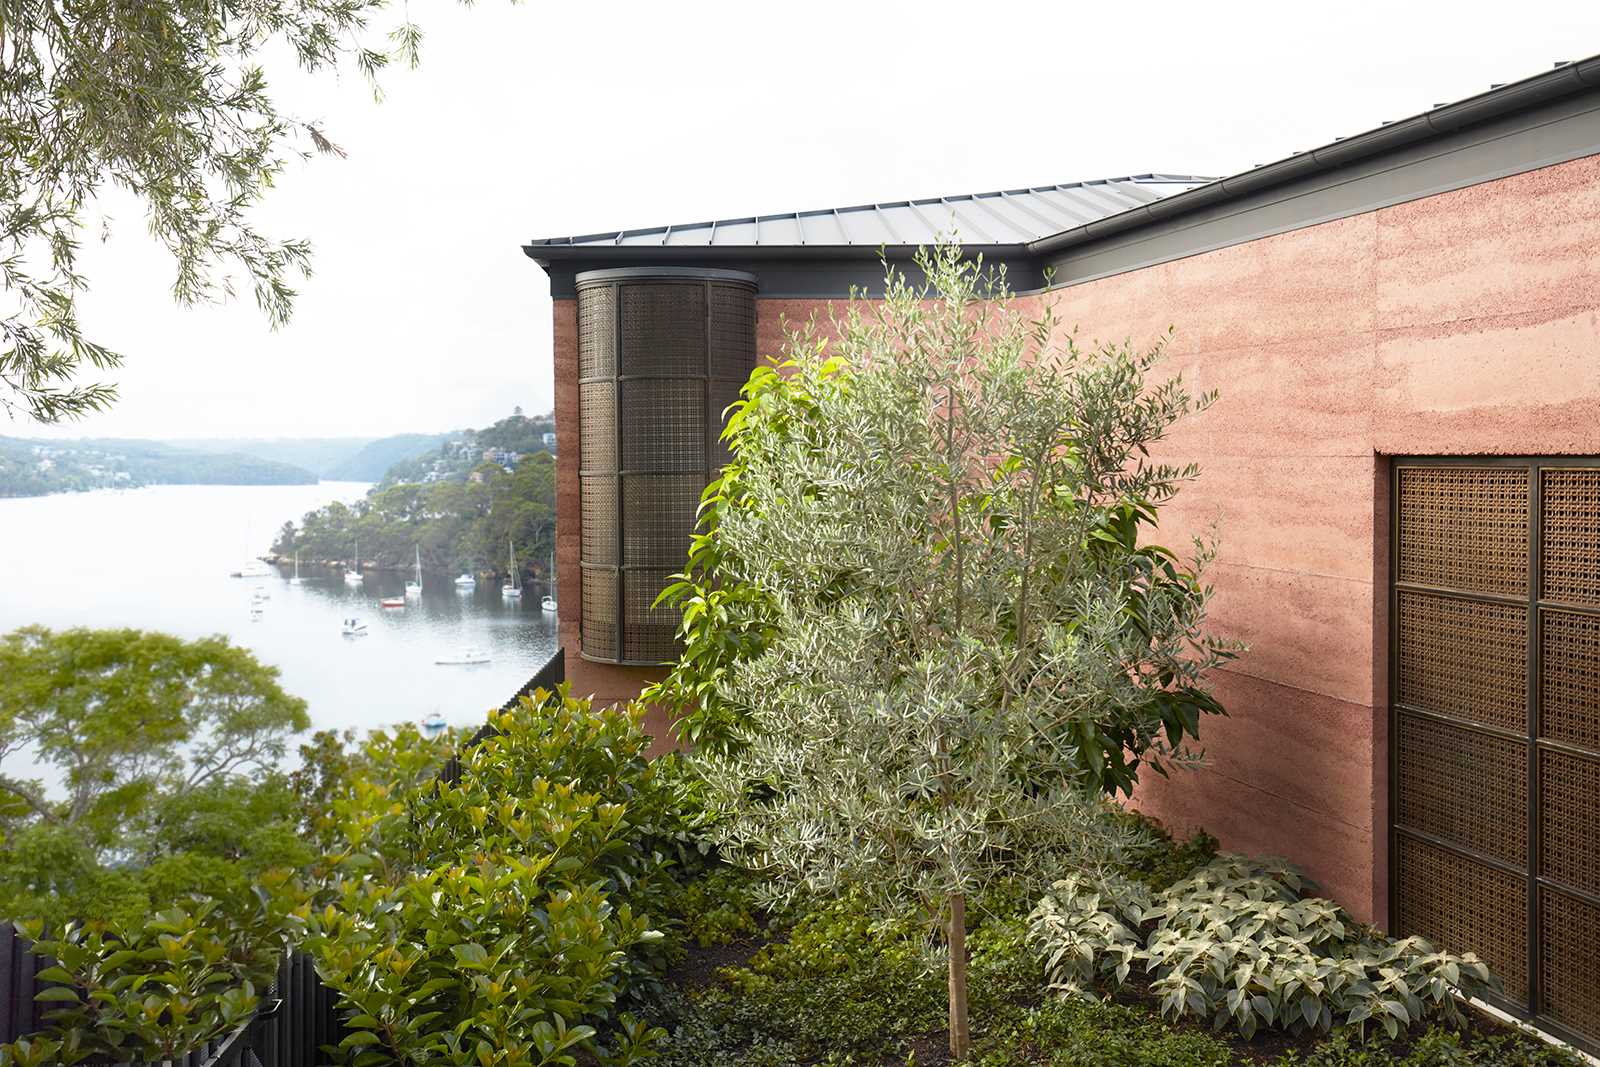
[1026,53,1600,259]
[524,53,1600,295]
[534,246,1045,299]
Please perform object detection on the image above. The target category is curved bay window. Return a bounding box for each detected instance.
[575,267,757,664]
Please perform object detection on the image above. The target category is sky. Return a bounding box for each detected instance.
[21,0,1600,441]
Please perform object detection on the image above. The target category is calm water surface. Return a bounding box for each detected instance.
[0,484,559,740]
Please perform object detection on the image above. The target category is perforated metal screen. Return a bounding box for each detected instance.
[575,268,758,665]
[1391,460,1600,1053]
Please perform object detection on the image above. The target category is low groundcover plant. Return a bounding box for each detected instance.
[1028,856,1497,1042]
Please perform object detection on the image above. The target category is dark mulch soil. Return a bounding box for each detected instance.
[662,934,767,991]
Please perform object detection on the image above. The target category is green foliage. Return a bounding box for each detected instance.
[651,893,943,1066]
[1,887,297,1065]
[0,627,308,850]
[1029,857,1499,1043]
[968,997,1239,1067]
[301,688,680,1066]
[662,865,761,949]
[0,0,481,421]
[676,243,1236,1056]
[1117,821,1221,891]
[1274,1026,1585,1067]
[289,722,466,846]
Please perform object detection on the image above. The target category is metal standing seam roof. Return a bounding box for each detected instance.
[525,174,1215,251]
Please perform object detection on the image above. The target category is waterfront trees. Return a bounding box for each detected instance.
[275,449,555,580]
[0,627,308,844]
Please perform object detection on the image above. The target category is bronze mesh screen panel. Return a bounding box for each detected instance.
[1395,835,1528,1003]
[1396,712,1527,867]
[1542,469,1600,605]
[576,269,757,665]
[1541,609,1600,750]
[1539,888,1600,1037]
[622,568,682,663]
[620,285,706,376]
[1393,460,1600,1053]
[580,569,618,662]
[710,379,746,469]
[1395,590,1526,732]
[709,284,758,379]
[581,477,618,567]
[620,380,706,472]
[578,286,616,379]
[623,475,701,565]
[579,383,617,472]
[1539,749,1600,897]
[1397,466,1528,596]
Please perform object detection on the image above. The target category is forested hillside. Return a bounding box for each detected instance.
[0,437,317,497]
[273,454,554,582]
[272,414,556,582]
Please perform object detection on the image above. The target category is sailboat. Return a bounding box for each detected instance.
[501,536,522,599]
[343,539,363,586]
[405,546,423,599]
[541,547,558,614]
[289,550,304,585]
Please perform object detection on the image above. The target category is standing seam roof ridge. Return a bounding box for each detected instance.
[527,174,1214,248]
[995,189,1068,232]
[962,193,1033,242]
[939,197,996,244]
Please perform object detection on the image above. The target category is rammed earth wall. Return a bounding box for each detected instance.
[548,153,1600,924]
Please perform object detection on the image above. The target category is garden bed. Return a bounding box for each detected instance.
[648,907,1579,1067]
[642,845,1584,1067]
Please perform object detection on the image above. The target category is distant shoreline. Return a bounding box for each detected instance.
[0,479,378,503]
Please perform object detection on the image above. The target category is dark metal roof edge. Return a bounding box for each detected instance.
[522,174,1213,252]
[523,242,1029,265]
[1027,53,1600,257]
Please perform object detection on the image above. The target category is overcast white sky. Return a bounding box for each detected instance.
[22,0,1600,441]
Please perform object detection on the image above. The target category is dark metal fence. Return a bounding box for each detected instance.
[0,649,568,1065]
[0,923,339,1066]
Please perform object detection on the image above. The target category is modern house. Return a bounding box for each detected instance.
[525,55,1600,1052]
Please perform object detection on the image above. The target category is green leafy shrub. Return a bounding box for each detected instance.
[1274,1024,1585,1066]
[662,864,762,949]
[1029,857,1497,1042]
[0,886,294,1066]
[303,688,680,1066]
[968,996,1238,1067]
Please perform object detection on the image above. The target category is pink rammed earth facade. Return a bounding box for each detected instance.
[550,153,1600,925]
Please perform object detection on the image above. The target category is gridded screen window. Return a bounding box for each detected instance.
[576,270,757,665]
[1392,461,1600,1053]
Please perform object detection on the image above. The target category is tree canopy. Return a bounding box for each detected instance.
[0,627,309,847]
[0,0,442,421]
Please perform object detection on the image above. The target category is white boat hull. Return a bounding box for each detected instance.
[435,652,491,665]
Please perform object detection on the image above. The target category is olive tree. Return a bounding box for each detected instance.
[672,244,1239,1056]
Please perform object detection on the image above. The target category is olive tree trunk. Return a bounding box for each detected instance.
[948,892,970,1058]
